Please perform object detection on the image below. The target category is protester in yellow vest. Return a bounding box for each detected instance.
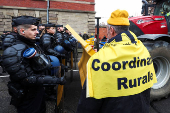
[76,9,157,113]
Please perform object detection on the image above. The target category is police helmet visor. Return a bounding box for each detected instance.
[32,54,51,71]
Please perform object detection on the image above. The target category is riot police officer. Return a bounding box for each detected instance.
[0,17,20,74]
[39,23,66,99]
[55,24,64,37]
[35,24,45,45]
[40,23,64,57]
[38,24,45,35]
[2,19,17,50]
[2,16,37,50]
[63,27,70,41]
[55,25,73,51]
[2,16,66,113]
[54,25,65,45]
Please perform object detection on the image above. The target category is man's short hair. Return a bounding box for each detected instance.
[107,24,129,34]
[17,24,32,34]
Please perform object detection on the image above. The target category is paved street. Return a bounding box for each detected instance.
[0,51,82,113]
[0,51,170,113]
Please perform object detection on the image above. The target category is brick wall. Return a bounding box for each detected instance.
[95,27,107,40]
[0,0,95,35]
[0,0,94,11]
[74,0,94,2]
[50,1,94,11]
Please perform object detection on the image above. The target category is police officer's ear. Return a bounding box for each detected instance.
[20,29,25,35]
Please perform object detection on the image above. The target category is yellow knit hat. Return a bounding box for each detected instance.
[107,9,130,26]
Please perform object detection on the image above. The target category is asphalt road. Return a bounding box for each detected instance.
[0,69,82,113]
[0,51,170,113]
[0,51,82,113]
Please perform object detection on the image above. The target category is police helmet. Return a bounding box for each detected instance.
[23,48,37,58]
[48,55,60,76]
[69,38,73,42]
[69,38,76,47]
[70,38,76,42]
[63,40,73,51]
[23,48,51,71]
[64,40,71,46]
[54,45,66,54]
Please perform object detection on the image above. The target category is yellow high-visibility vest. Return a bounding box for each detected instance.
[86,31,157,99]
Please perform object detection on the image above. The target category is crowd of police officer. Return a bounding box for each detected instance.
[0,16,77,113]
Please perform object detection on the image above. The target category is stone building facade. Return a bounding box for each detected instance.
[0,0,95,35]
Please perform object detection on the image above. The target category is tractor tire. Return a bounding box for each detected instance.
[143,41,170,101]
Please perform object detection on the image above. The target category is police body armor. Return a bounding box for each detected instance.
[41,33,66,74]
[55,32,73,52]
[0,33,18,73]
[2,41,65,106]
[2,34,17,50]
[54,32,64,45]
[55,32,63,39]
[0,34,6,41]
[63,32,69,41]
[69,38,77,48]
[40,33,62,57]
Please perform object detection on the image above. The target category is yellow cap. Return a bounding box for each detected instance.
[107,9,130,26]
[91,33,93,35]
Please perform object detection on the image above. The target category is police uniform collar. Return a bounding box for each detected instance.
[17,34,36,45]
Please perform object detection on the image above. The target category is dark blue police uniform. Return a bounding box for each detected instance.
[2,16,65,113]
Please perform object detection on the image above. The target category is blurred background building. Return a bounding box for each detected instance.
[0,0,95,35]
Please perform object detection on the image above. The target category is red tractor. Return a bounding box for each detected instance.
[129,0,170,101]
